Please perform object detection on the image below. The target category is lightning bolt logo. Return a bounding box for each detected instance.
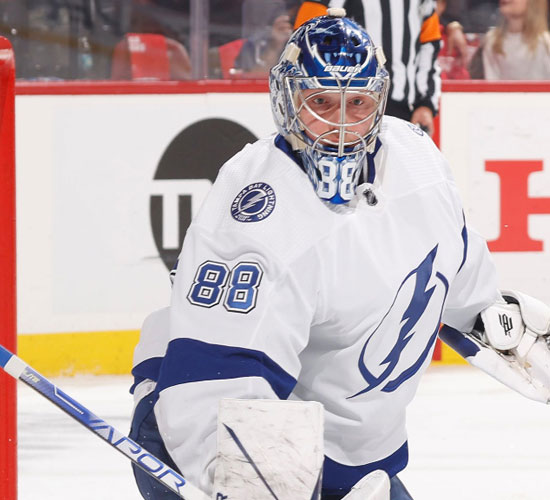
[236,191,268,215]
[349,245,449,398]
[231,182,276,223]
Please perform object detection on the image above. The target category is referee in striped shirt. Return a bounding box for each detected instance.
[294,0,442,136]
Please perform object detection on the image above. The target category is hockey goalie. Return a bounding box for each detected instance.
[129,8,550,500]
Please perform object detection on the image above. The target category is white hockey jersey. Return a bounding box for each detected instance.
[132,116,500,497]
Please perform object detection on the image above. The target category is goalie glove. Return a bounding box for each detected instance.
[440,290,550,404]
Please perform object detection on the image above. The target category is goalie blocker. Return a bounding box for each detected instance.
[440,290,550,404]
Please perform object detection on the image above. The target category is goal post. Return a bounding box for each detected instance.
[0,35,17,500]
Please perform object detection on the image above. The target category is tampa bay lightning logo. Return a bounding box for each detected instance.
[349,246,449,398]
[231,182,276,223]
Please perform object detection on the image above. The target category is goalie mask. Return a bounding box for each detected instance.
[269,10,389,204]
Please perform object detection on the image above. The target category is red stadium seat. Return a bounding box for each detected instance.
[111,33,191,81]
[217,38,246,79]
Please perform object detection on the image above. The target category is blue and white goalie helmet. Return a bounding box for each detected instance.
[269,8,389,204]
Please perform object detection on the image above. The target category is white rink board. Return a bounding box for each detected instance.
[15,92,272,334]
[440,91,550,304]
[15,89,550,336]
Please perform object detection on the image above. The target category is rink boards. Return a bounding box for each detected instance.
[14,81,550,375]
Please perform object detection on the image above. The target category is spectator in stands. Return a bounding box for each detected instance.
[294,0,441,136]
[232,0,299,76]
[478,0,550,79]
[437,0,468,64]
[439,0,499,34]
[211,0,300,78]
[436,0,471,79]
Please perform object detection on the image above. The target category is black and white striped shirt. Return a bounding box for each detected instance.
[328,0,442,118]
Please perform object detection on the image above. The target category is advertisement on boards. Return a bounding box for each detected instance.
[16,91,273,338]
[440,89,550,306]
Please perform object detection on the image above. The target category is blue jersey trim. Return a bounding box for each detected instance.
[458,212,468,273]
[366,138,381,184]
[323,441,409,496]
[439,325,480,358]
[130,357,163,394]
[274,134,303,168]
[156,338,297,399]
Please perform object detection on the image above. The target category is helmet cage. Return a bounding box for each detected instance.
[283,75,388,157]
[269,14,390,204]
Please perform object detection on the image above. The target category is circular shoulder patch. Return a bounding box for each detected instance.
[231,182,276,223]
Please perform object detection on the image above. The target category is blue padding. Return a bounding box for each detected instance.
[156,338,297,399]
[322,442,409,496]
[0,344,13,369]
[130,357,164,394]
[129,392,182,500]
[439,325,480,358]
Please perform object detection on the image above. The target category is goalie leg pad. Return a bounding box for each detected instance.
[213,399,324,500]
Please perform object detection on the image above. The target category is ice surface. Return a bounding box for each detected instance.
[17,365,550,499]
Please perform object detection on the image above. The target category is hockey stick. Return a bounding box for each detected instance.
[0,344,209,500]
